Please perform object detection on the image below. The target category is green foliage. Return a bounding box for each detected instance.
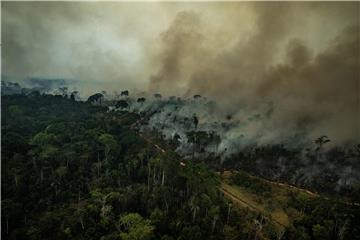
[223,225,240,240]
[186,131,220,154]
[120,213,154,240]
[99,134,117,150]
[312,224,328,240]
[283,196,360,240]
[31,132,57,147]
[230,171,271,197]
[2,94,359,240]
[119,213,154,240]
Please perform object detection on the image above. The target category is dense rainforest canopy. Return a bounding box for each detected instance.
[2,94,360,240]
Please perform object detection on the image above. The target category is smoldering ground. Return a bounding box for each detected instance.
[2,2,359,145]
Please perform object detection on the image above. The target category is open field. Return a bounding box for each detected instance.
[219,171,313,231]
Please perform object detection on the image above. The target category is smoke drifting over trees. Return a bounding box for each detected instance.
[148,3,359,145]
[2,2,359,144]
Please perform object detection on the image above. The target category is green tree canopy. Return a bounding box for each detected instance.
[119,213,154,240]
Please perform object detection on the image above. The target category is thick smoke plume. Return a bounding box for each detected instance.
[2,2,359,144]
[149,3,359,145]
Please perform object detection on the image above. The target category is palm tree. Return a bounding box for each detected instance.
[189,196,199,223]
[314,136,331,160]
[209,206,220,233]
[314,136,331,151]
[226,203,232,224]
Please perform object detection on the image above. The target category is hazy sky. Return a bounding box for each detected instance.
[2,2,358,88]
[2,2,359,143]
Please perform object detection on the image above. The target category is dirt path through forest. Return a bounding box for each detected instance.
[128,116,360,207]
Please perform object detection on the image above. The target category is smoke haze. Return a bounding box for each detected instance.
[2,2,359,144]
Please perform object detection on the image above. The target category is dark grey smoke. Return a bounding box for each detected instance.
[2,2,359,144]
[148,2,360,145]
